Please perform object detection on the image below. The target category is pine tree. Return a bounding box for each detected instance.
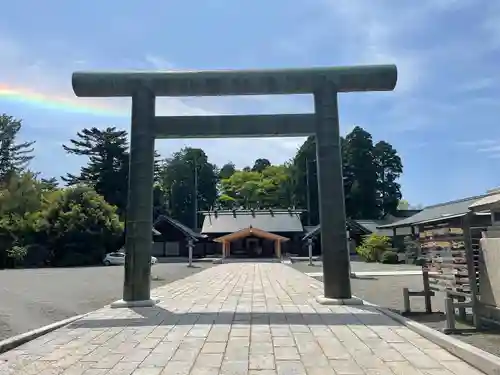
[374,141,403,217]
[342,126,379,219]
[62,127,129,213]
[0,114,35,183]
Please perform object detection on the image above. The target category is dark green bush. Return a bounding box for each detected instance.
[43,185,123,267]
[380,250,399,264]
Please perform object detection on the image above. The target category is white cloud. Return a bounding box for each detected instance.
[274,0,478,95]
[455,77,499,93]
[482,2,500,50]
[455,139,498,147]
[456,139,500,159]
[295,0,427,93]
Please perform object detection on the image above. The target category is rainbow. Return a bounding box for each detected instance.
[0,84,125,117]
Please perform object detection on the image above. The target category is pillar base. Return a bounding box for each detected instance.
[316,295,364,306]
[110,298,160,308]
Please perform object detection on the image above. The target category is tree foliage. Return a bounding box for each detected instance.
[291,126,404,221]
[0,172,123,268]
[0,112,406,268]
[252,158,271,173]
[374,140,403,216]
[158,147,218,228]
[291,136,319,225]
[219,162,236,180]
[343,127,379,219]
[62,127,130,215]
[355,234,392,262]
[43,185,123,267]
[0,114,35,183]
[40,177,59,191]
[219,164,294,209]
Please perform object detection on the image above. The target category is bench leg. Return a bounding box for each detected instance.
[403,288,411,313]
[457,296,467,321]
[422,271,432,313]
[443,296,456,334]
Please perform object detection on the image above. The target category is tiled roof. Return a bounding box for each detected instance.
[469,192,500,212]
[377,194,491,229]
[154,215,205,240]
[302,219,374,240]
[355,220,394,236]
[201,210,304,234]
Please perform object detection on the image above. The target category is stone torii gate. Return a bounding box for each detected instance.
[72,64,397,307]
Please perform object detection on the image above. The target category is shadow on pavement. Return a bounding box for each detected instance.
[68,304,402,329]
[351,276,378,280]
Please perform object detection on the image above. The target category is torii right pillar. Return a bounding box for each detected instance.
[314,84,360,305]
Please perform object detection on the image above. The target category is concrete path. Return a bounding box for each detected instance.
[0,263,485,375]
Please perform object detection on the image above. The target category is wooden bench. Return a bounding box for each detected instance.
[402,222,481,333]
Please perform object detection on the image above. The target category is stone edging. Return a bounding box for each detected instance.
[0,314,87,355]
[303,269,500,375]
[362,299,500,375]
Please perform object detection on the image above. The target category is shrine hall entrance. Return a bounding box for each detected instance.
[214,226,289,258]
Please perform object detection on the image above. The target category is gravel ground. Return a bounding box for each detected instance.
[290,262,500,358]
[0,262,213,341]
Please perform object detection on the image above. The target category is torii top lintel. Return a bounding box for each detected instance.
[72,64,397,98]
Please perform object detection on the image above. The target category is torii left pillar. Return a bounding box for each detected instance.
[112,87,158,308]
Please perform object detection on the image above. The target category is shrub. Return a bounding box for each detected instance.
[42,185,123,267]
[5,245,28,268]
[380,250,399,264]
[355,234,391,262]
[403,236,421,264]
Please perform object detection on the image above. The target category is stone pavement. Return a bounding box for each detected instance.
[0,263,486,375]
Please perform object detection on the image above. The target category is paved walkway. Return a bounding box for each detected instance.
[0,264,485,375]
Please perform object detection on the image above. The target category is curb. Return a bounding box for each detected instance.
[367,302,500,375]
[303,271,500,375]
[0,314,86,355]
[306,270,422,278]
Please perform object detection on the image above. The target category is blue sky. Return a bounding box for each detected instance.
[1,0,499,207]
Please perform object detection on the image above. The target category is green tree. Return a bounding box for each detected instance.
[374,141,403,217]
[219,162,236,179]
[261,164,294,208]
[0,114,35,183]
[220,170,263,208]
[0,172,44,216]
[291,136,319,225]
[0,172,46,268]
[62,127,129,214]
[252,158,271,173]
[343,126,379,219]
[219,164,294,209]
[42,185,123,267]
[355,234,391,262]
[397,199,410,210]
[158,147,218,227]
[40,177,59,191]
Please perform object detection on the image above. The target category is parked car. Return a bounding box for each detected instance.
[103,252,157,266]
